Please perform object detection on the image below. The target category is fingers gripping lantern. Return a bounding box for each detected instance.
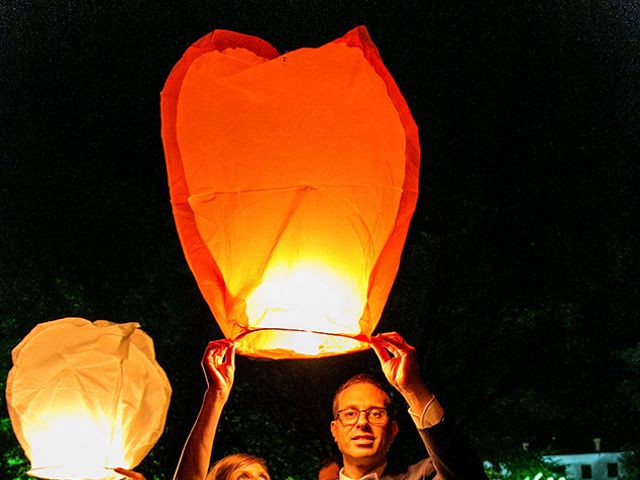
[161,26,420,359]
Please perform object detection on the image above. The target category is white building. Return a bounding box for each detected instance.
[543,452,625,480]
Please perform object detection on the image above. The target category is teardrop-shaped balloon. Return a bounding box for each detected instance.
[161,26,420,359]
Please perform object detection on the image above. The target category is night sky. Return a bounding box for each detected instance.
[1,1,639,478]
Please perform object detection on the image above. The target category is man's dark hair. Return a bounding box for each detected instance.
[332,373,394,417]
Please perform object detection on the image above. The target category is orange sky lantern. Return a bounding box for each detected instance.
[5,318,171,480]
[161,26,420,359]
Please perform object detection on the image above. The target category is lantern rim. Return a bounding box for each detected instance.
[27,465,125,480]
[232,328,371,360]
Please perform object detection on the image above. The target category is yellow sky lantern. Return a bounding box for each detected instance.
[5,318,171,480]
[161,26,420,359]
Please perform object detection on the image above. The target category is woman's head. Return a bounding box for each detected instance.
[206,453,269,480]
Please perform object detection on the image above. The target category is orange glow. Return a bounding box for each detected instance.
[6,318,172,479]
[245,261,366,333]
[161,26,420,359]
[25,413,126,479]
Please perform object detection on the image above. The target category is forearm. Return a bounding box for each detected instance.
[173,390,227,480]
[398,381,434,415]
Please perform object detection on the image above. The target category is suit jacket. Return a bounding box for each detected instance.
[381,417,488,480]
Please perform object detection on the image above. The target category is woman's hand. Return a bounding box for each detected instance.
[202,339,236,402]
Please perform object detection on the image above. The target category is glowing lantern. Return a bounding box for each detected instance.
[161,26,420,359]
[5,318,171,480]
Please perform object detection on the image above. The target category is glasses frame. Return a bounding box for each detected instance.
[335,407,389,427]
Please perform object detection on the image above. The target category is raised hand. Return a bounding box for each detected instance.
[202,339,236,402]
[369,332,433,413]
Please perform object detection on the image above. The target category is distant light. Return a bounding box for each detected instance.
[533,473,543,480]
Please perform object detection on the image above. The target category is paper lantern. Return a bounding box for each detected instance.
[5,318,171,480]
[161,26,420,359]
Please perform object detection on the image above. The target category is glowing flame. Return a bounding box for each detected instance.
[238,261,369,356]
[246,261,366,333]
[26,411,127,480]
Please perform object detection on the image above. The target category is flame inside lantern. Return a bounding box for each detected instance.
[245,261,366,333]
[237,260,368,356]
[25,412,126,479]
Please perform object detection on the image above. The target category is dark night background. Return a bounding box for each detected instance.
[1,1,638,479]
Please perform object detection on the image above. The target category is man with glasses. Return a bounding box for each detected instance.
[330,332,488,480]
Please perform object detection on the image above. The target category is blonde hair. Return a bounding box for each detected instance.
[206,453,268,480]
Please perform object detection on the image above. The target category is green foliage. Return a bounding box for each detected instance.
[484,450,564,480]
[620,448,640,480]
[0,418,29,479]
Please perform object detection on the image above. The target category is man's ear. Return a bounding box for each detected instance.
[330,420,338,442]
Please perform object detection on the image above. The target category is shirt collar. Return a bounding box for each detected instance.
[338,462,387,480]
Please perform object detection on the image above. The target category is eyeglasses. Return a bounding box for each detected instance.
[335,407,389,426]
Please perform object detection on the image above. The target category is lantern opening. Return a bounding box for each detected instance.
[28,468,122,480]
[234,329,370,359]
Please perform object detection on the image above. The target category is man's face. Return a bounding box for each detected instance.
[330,382,398,468]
